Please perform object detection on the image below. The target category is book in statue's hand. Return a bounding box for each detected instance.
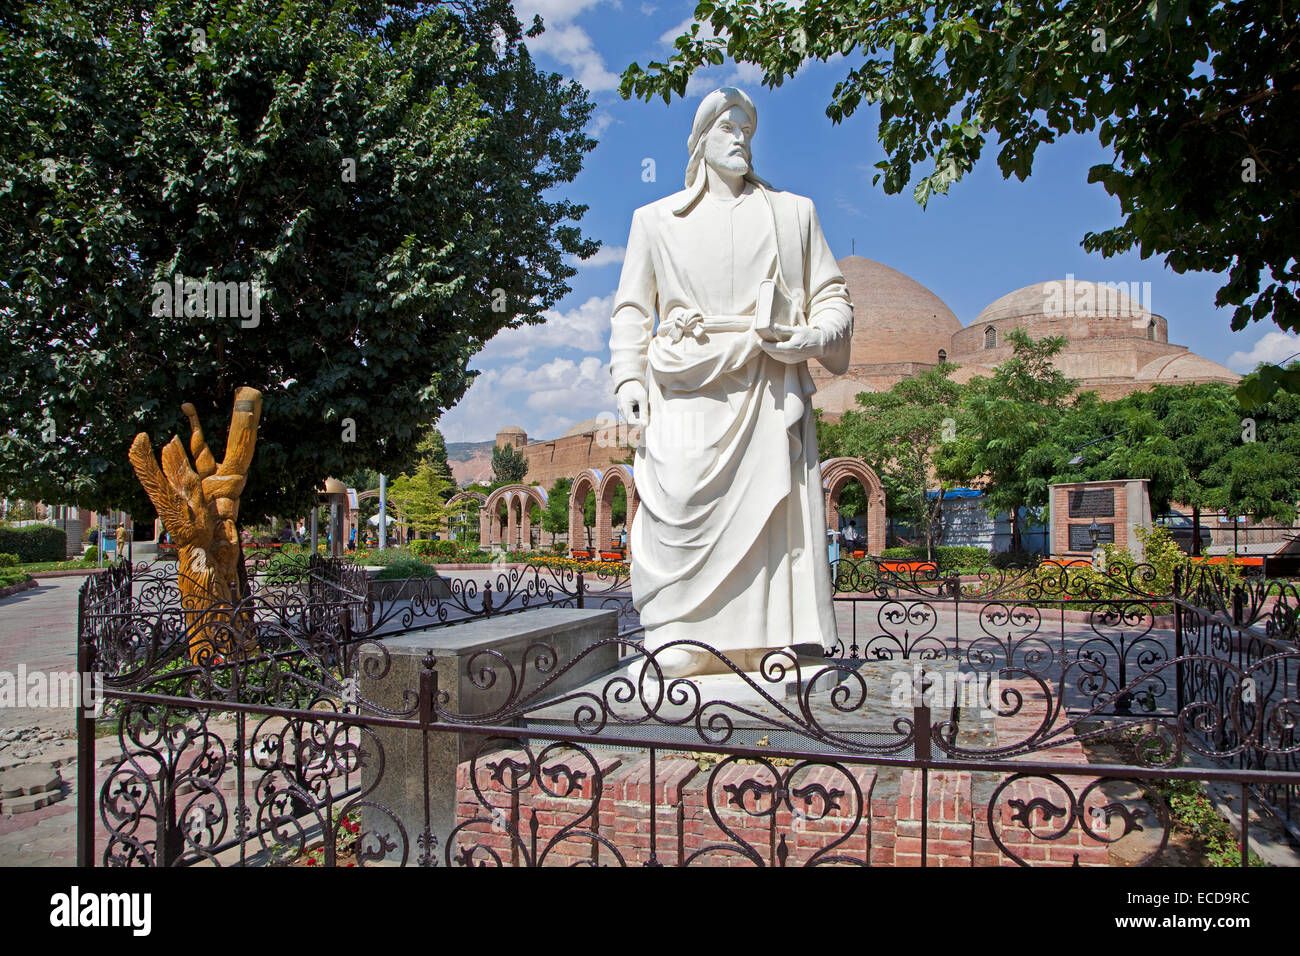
[754,278,797,342]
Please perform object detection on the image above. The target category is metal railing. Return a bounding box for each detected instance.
[75,553,1300,866]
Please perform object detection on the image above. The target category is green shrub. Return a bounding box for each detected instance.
[410,538,459,559]
[0,525,67,562]
[0,552,18,567]
[879,545,991,574]
[989,550,1039,569]
[0,570,30,588]
[264,549,311,581]
[84,547,99,563]
[374,555,438,579]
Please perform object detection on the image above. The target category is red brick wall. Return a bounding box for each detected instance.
[450,679,1112,868]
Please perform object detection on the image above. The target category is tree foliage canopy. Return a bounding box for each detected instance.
[625,0,1299,337]
[490,441,528,486]
[935,329,1078,538]
[388,428,456,537]
[836,364,964,556]
[0,0,598,518]
[1044,382,1300,545]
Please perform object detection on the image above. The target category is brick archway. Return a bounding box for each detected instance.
[821,457,886,554]
[596,465,637,553]
[483,485,548,550]
[568,469,602,553]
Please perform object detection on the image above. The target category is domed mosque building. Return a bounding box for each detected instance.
[812,257,1240,417]
[476,258,1239,491]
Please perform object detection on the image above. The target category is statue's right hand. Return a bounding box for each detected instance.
[616,380,649,428]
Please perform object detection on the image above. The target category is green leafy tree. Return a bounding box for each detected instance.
[837,365,964,559]
[814,409,844,459]
[490,442,529,486]
[387,426,457,537]
[937,330,1078,550]
[417,428,451,489]
[626,1,1299,342]
[1030,390,1182,511]
[542,477,571,537]
[0,0,598,519]
[388,461,454,538]
[1046,383,1300,554]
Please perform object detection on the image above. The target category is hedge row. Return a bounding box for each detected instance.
[0,525,67,563]
[879,545,992,573]
[408,538,460,558]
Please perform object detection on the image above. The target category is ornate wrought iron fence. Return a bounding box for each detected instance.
[76,554,1300,865]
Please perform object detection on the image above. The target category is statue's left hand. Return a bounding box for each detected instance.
[759,325,824,364]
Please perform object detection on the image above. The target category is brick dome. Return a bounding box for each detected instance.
[837,256,963,367]
[972,278,1153,324]
[495,425,528,446]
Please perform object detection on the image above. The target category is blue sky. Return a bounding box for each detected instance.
[437,0,1298,443]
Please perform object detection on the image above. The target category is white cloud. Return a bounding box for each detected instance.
[517,0,605,21]
[685,72,718,97]
[524,356,611,411]
[639,2,657,13]
[519,0,621,94]
[836,195,867,218]
[588,111,616,138]
[570,244,625,268]
[660,16,716,45]
[725,61,766,86]
[477,293,614,362]
[439,355,613,441]
[1227,330,1300,372]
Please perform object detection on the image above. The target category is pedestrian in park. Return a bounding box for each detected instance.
[115,523,128,561]
[843,520,861,553]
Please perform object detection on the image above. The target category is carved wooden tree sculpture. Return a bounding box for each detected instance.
[129,387,263,662]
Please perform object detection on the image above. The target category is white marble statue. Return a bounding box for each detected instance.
[609,87,853,679]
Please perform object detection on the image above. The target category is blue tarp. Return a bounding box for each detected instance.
[924,488,984,499]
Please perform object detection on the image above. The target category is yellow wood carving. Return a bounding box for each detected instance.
[128,387,263,662]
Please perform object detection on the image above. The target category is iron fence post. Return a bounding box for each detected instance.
[577,571,585,610]
[914,701,932,867]
[419,651,439,867]
[1240,782,1250,868]
[76,638,96,867]
[1173,568,1185,716]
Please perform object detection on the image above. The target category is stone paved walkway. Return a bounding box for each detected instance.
[0,577,86,865]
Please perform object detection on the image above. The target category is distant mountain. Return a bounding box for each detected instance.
[446,440,494,487]
[446,440,494,461]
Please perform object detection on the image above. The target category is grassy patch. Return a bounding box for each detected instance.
[17,557,101,572]
[1109,726,1268,867]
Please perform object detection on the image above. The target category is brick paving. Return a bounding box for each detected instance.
[0,577,87,865]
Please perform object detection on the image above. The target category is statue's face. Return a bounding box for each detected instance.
[702,105,754,178]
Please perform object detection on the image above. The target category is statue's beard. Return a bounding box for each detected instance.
[705,154,751,178]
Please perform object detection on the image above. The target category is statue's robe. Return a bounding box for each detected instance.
[609,179,853,654]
